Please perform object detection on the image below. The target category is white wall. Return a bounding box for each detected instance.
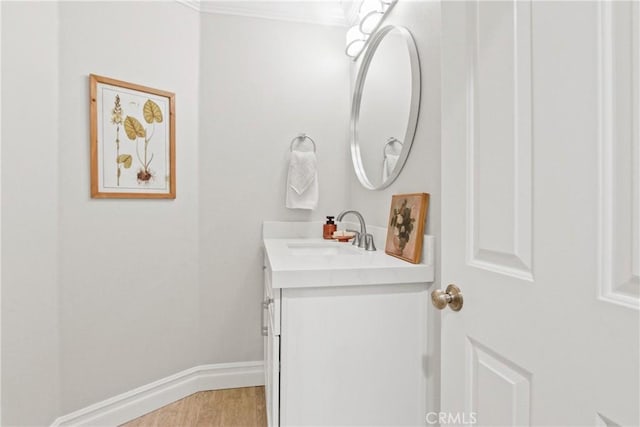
[2,1,351,423]
[198,13,350,364]
[1,2,61,425]
[2,0,202,421]
[56,1,201,414]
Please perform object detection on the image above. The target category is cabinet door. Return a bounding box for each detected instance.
[280,284,430,426]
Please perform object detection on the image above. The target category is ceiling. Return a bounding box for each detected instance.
[177,0,359,27]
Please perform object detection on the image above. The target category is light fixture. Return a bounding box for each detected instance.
[358,0,384,34]
[345,0,397,59]
[345,24,367,58]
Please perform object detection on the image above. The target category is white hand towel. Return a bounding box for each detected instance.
[286,151,318,210]
[382,154,399,182]
[288,151,317,195]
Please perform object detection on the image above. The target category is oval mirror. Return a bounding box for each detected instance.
[350,25,421,190]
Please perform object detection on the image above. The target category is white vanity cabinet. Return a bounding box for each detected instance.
[263,257,280,427]
[262,245,433,426]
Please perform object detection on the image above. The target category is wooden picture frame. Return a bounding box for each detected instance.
[384,193,429,263]
[90,74,176,199]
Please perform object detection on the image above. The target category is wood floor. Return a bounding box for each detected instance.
[120,387,267,427]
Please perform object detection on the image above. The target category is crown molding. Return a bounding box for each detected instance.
[176,0,349,27]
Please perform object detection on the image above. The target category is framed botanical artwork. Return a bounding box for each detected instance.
[385,193,429,263]
[90,74,176,198]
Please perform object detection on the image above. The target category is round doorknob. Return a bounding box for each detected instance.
[431,284,463,311]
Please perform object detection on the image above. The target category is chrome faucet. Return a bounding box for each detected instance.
[336,210,376,251]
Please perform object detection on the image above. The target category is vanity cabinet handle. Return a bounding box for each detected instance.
[261,298,273,336]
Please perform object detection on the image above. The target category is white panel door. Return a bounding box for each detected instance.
[441,2,639,426]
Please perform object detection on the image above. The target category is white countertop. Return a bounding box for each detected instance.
[263,222,435,288]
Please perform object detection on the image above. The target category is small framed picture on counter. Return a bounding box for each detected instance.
[385,193,429,264]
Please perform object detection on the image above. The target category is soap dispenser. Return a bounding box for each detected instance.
[323,216,336,239]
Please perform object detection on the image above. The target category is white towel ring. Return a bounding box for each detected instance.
[290,133,317,153]
[383,137,403,157]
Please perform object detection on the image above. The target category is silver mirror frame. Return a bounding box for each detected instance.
[350,25,421,190]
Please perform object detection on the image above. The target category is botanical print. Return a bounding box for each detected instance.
[91,74,175,199]
[385,193,429,264]
[99,88,168,191]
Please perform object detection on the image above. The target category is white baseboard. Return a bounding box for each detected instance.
[51,361,264,427]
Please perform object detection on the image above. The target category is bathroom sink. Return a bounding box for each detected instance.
[262,224,435,288]
[287,242,361,256]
